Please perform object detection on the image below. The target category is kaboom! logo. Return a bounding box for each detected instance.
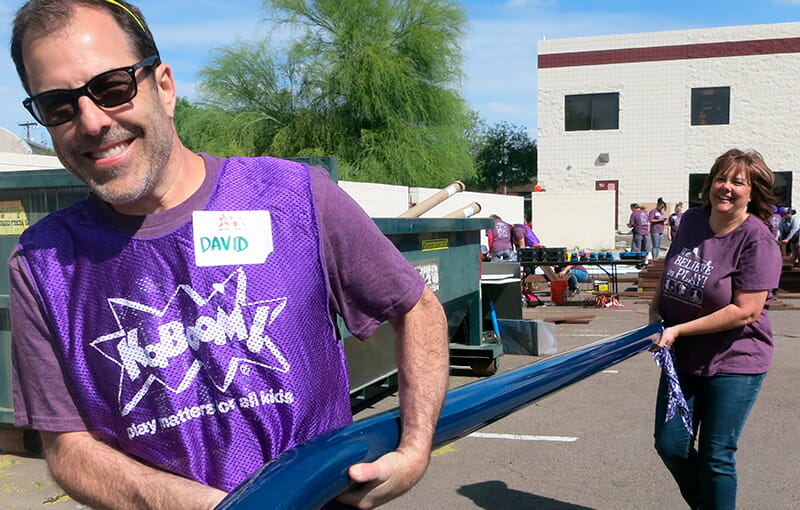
[91,268,290,416]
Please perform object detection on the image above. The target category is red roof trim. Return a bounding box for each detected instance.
[538,37,800,68]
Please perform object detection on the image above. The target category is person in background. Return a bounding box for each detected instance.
[9,1,449,508]
[628,203,650,254]
[488,214,516,262]
[649,149,781,510]
[780,208,799,267]
[668,202,684,241]
[512,222,541,250]
[553,264,588,296]
[648,198,668,259]
[768,205,782,242]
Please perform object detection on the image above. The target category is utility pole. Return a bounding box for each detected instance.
[18,122,37,140]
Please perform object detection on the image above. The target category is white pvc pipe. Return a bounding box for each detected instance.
[398,181,466,218]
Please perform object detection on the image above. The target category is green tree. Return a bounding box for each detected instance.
[174,98,270,156]
[191,0,474,186]
[467,122,537,193]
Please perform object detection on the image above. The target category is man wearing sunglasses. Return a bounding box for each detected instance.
[8,1,449,509]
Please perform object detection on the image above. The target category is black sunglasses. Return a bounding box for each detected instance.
[23,55,161,127]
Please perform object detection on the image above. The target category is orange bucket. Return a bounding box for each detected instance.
[550,280,568,305]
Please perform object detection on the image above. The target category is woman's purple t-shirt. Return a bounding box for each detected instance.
[668,212,683,235]
[648,208,666,234]
[11,154,424,432]
[657,207,781,376]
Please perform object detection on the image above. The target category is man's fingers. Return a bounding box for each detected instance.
[348,461,390,484]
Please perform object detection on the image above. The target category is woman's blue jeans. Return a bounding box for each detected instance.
[653,371,765,510]
[651,232,664,259]
[567,269,589,291]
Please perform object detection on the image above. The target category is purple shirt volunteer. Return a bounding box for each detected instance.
[629,209,649,235]
[668,212,683,235]
[512,224,539,247]
[657,207,781,376]
[648,208,666,234]
[11,154,424,490]
[490,219,513,252]
[769,212,782,237]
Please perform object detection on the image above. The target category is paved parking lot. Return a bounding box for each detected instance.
[1,293,798,509]
[376,295,800,510]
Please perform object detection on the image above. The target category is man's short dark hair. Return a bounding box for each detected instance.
[11,0,160,93]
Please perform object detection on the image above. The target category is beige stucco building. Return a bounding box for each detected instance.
[537,22,800,230]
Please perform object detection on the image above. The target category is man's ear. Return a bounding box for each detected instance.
[153,62,177,118]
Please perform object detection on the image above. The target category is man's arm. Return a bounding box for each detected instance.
[40,430,226,510]
[336,286,449,509]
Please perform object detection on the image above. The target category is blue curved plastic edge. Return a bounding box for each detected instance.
[217,322,663,510]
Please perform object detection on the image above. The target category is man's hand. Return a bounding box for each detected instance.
[334,286,448,508]
[336,446,429,509]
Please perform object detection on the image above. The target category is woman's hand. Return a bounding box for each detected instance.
[650,325,679,351]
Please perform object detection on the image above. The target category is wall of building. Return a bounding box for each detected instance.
[337,181,524,223]
[337,181,409,217]
[538,22,800,228]
[531,191,616,250]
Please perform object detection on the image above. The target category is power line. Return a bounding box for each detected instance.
[17,122,37,140]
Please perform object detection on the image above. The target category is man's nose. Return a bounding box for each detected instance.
[74,95,115,135]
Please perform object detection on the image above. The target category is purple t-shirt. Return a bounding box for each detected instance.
[11,154,424,433]
[657,207,781,376]
[769,212,782,236]
[668,212,683,235]
[629,209,649,235]
[490,219,513,252]
[512,224,539,247]
[648,208,666,234]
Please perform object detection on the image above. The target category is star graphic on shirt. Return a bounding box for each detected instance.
[91,267,290,416]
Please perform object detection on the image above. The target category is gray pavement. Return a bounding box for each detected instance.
[1,293,798,509]
[374,295,800,510]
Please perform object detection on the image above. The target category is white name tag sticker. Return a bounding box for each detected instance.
[192,211,273,267]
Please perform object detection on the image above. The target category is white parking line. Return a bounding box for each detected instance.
[468,432,578,442]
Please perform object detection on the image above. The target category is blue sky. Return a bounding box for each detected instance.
[1,0,799,145]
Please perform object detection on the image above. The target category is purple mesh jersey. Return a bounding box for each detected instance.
[18,157,352,491]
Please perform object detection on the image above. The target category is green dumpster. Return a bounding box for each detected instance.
[0,169,88,426]
[346,217,502,410]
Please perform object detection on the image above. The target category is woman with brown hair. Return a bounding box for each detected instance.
[649,197,668,259]
[648,149,782,510]
[668,202,684,241]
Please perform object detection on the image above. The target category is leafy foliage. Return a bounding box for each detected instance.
[179,0,475,187]
[466,122,537,192]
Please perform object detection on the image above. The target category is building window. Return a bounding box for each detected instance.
[691,87,730,125]
[565,93,619,131]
